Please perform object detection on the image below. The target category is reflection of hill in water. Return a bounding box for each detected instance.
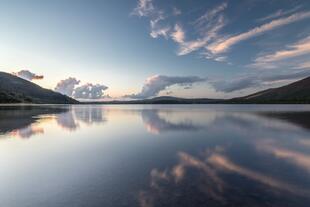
[0,105,68,135]
[0,105,108,138]
[2,105,310,140]
[259,112,310,131]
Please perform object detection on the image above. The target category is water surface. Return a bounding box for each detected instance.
[1,105,310,207]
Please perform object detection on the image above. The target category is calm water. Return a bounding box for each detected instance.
[1,105,310,207]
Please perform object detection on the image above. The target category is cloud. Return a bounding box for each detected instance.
[207,11,310,55]
[131,1,227,59]
[150,24,170,38]
[12,70,44,81]
[214,56,227,62]
[132,0,170,39]
[211,76,260,93]
[194,2,227,28]
[251,36,310,69]
[295,61,310,69]
[148,11,170,39]
[211,70,310,92]
[133,1,310,65]
[172,7,181,16]
[257,6,302,22]
[132,1,228,58]
[54,77,80,96]
[173,3,227,56]
[132,1,228,57]
[170,24,185,43]
[131,0,154,17]
[54,77,109,99]
[73,83,108,99]
[125,75,206,99]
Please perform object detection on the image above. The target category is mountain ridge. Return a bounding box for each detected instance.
[0,72,78,104]
[91,76,310,104]
[229,76,310,104]
[1,71,310,104]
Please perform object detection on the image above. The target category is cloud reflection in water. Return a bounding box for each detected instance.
[138,107,310,207]
[0,105,108,139]
[1,105,310,207]
[141,109,202,134]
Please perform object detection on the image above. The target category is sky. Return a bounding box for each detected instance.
[1,0,310,100]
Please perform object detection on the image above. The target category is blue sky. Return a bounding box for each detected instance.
[1,0,310,100]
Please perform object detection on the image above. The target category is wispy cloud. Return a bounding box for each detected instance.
[132,1,228,60]
[150,23,170,38]
[172,7,181,16]
[295,61,310,69]
[174,3,227,57]
[170,24,185,43]
[131,0,155,17]
[132,0,170,39]
[211,76,260,93]
[257,6,302,22]
[194,2,227,30]
[207,11,310,55]
[132,1,310,65]
[12,70,44,81]
[125,75,206,99]
[251,36,310,69]
[210,70,310,92]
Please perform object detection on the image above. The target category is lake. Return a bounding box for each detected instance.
[1,104,310,207]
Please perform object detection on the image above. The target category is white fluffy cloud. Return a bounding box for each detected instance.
[74,83,108,99]
[54,78,108,99]
[125,75,206,99]
[55,77,80,96]
[12,70,44,81]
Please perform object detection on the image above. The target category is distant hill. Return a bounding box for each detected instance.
[229,76,310,104]
[0,72,78,104]
[87,96,223,104]
[90,77,310,104]
[1,70,310,104]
